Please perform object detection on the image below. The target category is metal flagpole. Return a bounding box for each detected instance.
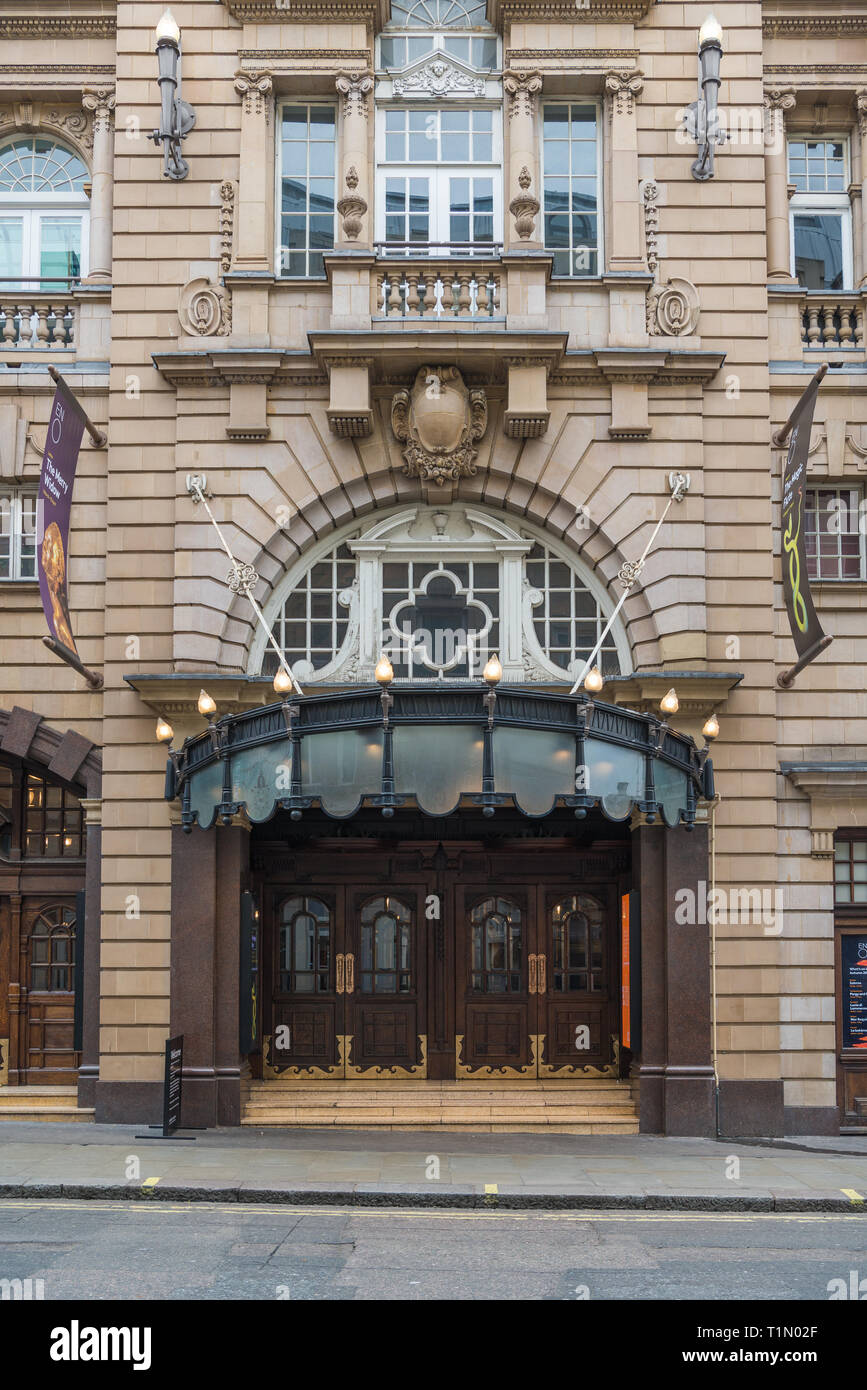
[186,475,304,696]
[570,471,691,695]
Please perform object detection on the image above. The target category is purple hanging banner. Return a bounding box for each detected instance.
[37,374,86,660]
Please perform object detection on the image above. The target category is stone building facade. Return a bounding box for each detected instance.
[0,0,865,1136]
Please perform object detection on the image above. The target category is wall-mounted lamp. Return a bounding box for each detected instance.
[701,712,720,742]
[155,716,174,744]
[583,666,604,695]
[482,652,502,727]
[375,652,394,726]
[686,14,724,181]
[197,688,217,719]
[273,667,294,696]
[659,687,680,717]
[150,8,196,180]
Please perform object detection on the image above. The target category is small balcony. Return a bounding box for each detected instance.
[769,286,867,364]
[372,244,505,322]
[800,293,866,351]
[0,280,78,354]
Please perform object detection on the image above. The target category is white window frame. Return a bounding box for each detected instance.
[375,104,503,252]
[788,135,853,292]
[0,136,90,289]
[0,490,38,581]
[275,100,338,281]
[540,99,604,280]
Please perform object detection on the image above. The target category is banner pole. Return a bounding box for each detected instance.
[46,366,107,448]
[771,361,828,447]
[777,633,834,690]
[42,636,104,690]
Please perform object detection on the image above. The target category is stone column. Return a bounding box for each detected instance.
[231,71,275,274]
[76,797,102,1108]
[504,72,543,250]
[81,88,116,284]
[763,89,797,283]
[335,72,373,248]
[604,71,645,275]
[857,92,867,287]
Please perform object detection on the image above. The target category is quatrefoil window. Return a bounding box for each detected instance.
[386,564,498,678]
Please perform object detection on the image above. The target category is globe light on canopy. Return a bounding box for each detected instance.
[197,688,217,718]
[583,666,604,694]
[375,653,394,687]
[483,653,502,687]
[660,687,680,716]
[155,716,174,744]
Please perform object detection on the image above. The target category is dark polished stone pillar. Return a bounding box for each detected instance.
[169,820,247,1128]
[76,800,102,1108]
[633,818,715,1137]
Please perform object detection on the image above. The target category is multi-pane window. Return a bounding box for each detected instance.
[264,542,356,678]
[379,32,498,69]
[383,559,500,678]
[278,105,336,278]
[0,137,89,289]
[804,486,865,581]
[378,108,500,251]
[279,896,331,993]
[360,896,412,994]
[30,905,76,993]
[471,897,522,993]
[551,895,604,993]
[526,543,619,674]
[25,772,84,857]
[788,138,851,291]
[542,104,601,278]
[389,0,487,25]
[835,839,867,905]
[0,491,37,580]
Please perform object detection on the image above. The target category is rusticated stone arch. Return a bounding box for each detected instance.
[0,706,101,797]
[214,464,662,676]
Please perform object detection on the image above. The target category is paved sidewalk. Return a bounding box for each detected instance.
[0,1122,866,1210]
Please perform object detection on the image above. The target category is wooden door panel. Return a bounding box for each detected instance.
[538,886,618,1077]
[456,887,534,1077]
[266,887,345,1077]
[25,995,77,1082]
[345,887,427,1077]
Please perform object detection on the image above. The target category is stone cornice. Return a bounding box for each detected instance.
[0,15,115,40]
[551,348,725,387]
[492,0,654,20]
[782,762,867,798]
[126,674,278,718]
[763,15,867,37]
[310,329,567,384]
[602,671,743,720]
[152,349,328,389]
[224,0,388,24]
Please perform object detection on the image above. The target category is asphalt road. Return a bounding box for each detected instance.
[1,1199,866,1301]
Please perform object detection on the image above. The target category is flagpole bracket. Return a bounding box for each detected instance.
[186,474,209,501]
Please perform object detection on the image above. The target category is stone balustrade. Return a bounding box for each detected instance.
[800,294,866,351]
[0,293,76,351]
[373,253,503,321]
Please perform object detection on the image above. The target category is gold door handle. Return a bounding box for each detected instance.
[336,953,345,995]
[528,954,537,995]
[537,955,546,995]
[345,952,355,995]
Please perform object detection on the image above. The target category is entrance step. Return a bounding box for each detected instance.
[0,1086,94,1123]
[242,1079,639,1132]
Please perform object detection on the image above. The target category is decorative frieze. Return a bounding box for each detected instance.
[393,60,485,99]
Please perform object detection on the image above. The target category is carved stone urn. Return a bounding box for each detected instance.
[336,166,367,241]
[509,167,540,241]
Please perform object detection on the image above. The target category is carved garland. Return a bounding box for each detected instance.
[220,180,236,273]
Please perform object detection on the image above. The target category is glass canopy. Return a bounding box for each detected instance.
[169,687,709,831]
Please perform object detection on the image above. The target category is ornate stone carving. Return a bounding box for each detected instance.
[509,166,540,241]
[605,69,644,116]
[233,71,273,118]
[857,90,867,139]
[642,181,700,336]
[179,277,232,337]
[335,71,373,119]
[763,88,796,145]
[220,181,236,273]
[81,88,116,135]
[393,59,485,99]
[336,166,367,241]
[391,367,488,489]
[503,71,543,119]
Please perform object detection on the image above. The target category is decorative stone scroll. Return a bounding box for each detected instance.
[179,277,232,337]
[335,71,373,119]
[233,71,273,118]
[604,70,644,117]
[642,180,700,336]
[391,367,488,489]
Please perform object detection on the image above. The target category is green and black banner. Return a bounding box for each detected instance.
[779,367,832,683]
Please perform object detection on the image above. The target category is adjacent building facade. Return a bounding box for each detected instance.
[0,0,865,1136]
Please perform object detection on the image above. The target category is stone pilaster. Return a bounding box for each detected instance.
[335,72,373,248]
[604,70,645,275]
[763,90,797,283]
[857,92,867,288]
[231,71,275,275]
[504,72,543,250]
[81,88,115,283]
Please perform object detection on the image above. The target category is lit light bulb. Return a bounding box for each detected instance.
[375,653,394,687]
[156,8,181,45]
[702,712,720,740]
[660,687,679,716]
[584,667,604,694]
[483,653,502,687]
[197,688,217,718]
[155,716,174,744]
[699,13,723,47]
[273,668,293,695]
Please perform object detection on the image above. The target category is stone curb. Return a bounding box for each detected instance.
[0,1181,865,1212]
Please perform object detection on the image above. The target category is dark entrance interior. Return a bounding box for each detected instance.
[252,806,631,1081]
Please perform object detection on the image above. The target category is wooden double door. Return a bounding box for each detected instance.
[261,845,623,1080]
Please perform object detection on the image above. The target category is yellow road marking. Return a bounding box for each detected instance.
[141,1178,160,1189]
[842,1188,864,1204]
[1,1199,866,1224]
[484,1184,498,1194]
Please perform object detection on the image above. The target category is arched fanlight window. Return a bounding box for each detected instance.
[0,136,90,290]
[389,0,488,26]
[254,506,628,687]
[29,904,77,993]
